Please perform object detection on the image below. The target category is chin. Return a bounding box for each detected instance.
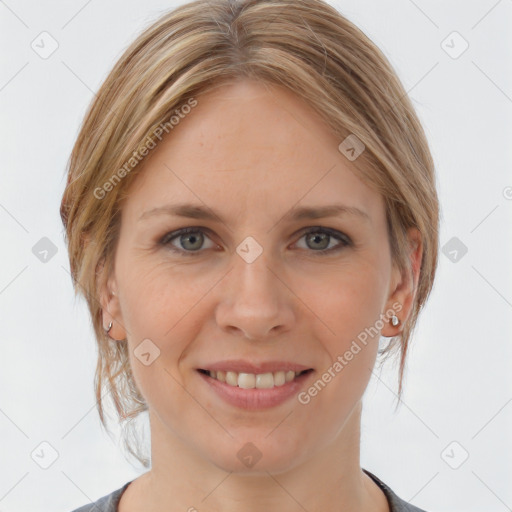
[203,434,309,475]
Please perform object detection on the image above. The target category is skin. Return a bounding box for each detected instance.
[100,79,422,512]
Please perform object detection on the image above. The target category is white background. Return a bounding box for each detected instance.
[0,1,511,511]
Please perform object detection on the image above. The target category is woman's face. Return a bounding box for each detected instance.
[103,79,418,473]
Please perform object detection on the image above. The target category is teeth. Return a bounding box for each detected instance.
[207,369,305,388]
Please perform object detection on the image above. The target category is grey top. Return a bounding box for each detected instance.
[69,468,428,511]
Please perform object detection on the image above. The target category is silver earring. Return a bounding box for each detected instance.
[104,320,127,342]
[390,315,400,326]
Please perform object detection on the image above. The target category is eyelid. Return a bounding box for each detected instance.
[298,226,351,244]
[158,226,217,249]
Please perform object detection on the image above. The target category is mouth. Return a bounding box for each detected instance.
[197,368,314,389]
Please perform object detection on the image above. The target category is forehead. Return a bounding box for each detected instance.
[122,80,385,228]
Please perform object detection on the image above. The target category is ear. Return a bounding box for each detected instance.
[380,227,422,337]
[97,257,127,341]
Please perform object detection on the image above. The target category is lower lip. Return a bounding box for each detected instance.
[197,370,313,410]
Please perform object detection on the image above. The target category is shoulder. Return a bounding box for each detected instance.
[363,469,429,512]
[68,481,132,512]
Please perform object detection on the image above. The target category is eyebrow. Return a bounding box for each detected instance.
[139,203,371,224]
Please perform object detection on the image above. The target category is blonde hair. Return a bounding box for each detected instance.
[60,0,439,467]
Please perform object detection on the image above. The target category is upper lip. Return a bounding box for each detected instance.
[198,360,313,374]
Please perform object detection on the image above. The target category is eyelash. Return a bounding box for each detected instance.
[158,226,352,257]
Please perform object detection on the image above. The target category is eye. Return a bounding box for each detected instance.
[294,226,352,255]
[159,226,352,256]
[159,227,217,255]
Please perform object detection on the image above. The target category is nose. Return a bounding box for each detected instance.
[214,247,295,341]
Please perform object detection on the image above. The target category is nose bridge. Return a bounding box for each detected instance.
[215,235,294,339]
[232,235,280,306]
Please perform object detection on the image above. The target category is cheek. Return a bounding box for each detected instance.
[303,259,387,353]
[117,259,219,390]
[319,263,386,407]
[118,256,213,337]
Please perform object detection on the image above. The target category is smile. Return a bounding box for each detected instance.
[198,369,312,389]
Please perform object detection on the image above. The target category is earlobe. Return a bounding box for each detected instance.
[381,227,423,337]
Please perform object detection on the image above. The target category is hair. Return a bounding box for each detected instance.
[60,0,440,467]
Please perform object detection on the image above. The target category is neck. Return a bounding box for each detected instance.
[121,400,388,512]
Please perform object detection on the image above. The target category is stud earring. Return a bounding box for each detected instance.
[390,315,400,326]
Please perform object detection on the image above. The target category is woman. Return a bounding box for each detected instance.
[61,0,439,510]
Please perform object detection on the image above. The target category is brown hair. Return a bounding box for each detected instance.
[60,0,439,466]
